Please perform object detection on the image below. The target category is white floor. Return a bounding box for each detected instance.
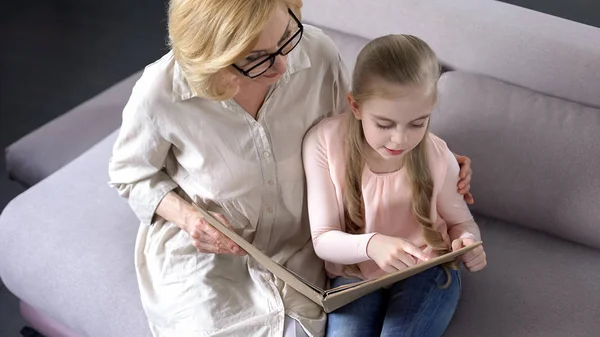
[0,279,28,336]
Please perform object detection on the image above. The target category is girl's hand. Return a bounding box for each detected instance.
[452,236,486,272]
[455,154,475,204]
[367,234,435,273]
[184,211,246,256]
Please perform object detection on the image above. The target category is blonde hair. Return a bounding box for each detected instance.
[343,35,458,286]
[168,0,302,100]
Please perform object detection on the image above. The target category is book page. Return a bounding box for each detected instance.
[191,203,326,304]
[321,242,482,312]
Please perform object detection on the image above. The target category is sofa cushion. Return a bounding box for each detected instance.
[446,214,600,337]
[431,71,600,249]
[5,71,141,187]
[303,0,600,108]
[0,130,152,337]
[318,26,367,73]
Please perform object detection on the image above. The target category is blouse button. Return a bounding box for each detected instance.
[263,151,271,158]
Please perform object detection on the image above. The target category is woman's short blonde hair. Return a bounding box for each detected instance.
[168,0,302,101]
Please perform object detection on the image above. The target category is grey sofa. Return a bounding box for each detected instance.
[1,1,600,336]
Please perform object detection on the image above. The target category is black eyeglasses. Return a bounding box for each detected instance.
[232,9,304,78]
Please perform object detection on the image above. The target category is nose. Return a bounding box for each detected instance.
[390,129,408,146]
[272,55,287,74]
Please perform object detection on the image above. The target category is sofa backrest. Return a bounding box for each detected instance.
[431,71,600,250]
[302,0,600,108]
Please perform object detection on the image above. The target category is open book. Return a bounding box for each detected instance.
[192,203,482,313]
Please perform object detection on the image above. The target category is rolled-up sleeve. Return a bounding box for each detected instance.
[108,98,178,226]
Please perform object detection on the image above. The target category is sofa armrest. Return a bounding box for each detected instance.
[5,71,141,187]
[0,130,151,337]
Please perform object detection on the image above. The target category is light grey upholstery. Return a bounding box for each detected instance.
[0,131,152,337]
[5,72,141,186]
[303,0,600,108]
[432,71,600,249]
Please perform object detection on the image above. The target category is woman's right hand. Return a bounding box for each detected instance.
[366,234,434,273]
[184,211,246,256]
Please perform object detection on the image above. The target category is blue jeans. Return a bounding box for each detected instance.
[326,266,461,337]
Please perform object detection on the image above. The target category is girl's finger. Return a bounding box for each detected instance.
[467,259,487,272]
[402,243,433,262]
[465,252,486,267]
[380,262,400,273]
[396,253,416,267]
[462,248,484,264]
[451,239,464,252]
[387,257,410,272]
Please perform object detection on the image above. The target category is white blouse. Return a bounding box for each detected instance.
[108,25,350,337]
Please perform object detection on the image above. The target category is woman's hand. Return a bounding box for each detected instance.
[155,191,246,256]
[183,211,246,255]
[452,236,486,272]
[366,234,435,273]
[454,154,474,204]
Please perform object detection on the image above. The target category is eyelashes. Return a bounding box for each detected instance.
[375,122,427,130]
[245,55,262,62]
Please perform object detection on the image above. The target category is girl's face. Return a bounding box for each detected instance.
[350,83,435,161]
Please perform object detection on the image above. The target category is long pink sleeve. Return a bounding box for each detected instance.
[437,148,480,241]
[302,124,376,265]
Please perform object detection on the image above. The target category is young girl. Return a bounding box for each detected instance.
[302,35,487,337]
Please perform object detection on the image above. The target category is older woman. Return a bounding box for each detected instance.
[108,0,474,336]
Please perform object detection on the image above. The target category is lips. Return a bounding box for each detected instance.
[385,147,404,155]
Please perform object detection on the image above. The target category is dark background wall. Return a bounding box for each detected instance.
[501,0,599,28]
[0,1,169,208]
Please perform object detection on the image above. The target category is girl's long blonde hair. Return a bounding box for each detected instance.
[343,35,458,285]
[168,0,302,100]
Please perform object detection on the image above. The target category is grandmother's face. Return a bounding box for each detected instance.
[235,5,297,86]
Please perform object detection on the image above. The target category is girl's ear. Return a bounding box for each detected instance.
[347,93,362,120]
